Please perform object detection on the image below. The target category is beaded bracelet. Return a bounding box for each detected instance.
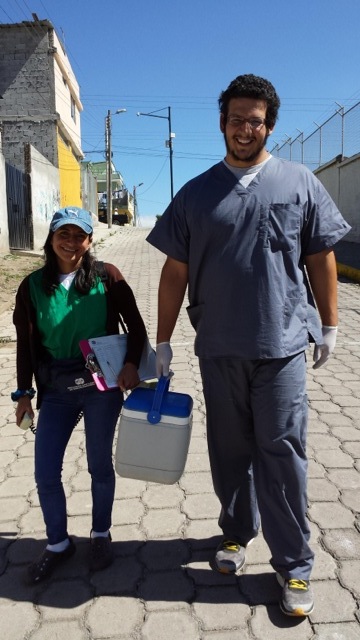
[11,388,36,402]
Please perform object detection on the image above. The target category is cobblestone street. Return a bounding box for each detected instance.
[0,225,359,639]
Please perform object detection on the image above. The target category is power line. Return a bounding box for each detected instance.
[0,5,14,21]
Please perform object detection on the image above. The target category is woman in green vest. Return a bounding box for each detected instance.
[12,207,146,583]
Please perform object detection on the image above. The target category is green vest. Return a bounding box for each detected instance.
[29,269,108,359]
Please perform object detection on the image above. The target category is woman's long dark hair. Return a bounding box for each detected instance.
[42,231,98,295]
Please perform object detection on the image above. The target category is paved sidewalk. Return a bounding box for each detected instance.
[0,226,359,639]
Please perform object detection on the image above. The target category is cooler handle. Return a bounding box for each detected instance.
[147,375,171,424]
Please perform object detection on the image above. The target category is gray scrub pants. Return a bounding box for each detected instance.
[199,352,314,580]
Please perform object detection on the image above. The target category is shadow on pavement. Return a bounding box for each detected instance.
[0,534,308,628]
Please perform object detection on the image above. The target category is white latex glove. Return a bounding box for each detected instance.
[156,342,173,378]
[313,326,338,369]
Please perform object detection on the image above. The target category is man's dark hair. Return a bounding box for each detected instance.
[218,74,280,129]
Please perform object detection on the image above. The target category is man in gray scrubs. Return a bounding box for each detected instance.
[146,74,350,617]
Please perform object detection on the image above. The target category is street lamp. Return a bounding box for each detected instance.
[137,107,174,200]
[105,108,126,228]
[133,182,144,227]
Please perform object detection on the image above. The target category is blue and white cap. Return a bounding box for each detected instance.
[50,207,93,234]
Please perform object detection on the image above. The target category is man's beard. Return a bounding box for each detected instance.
[224,132,270,165]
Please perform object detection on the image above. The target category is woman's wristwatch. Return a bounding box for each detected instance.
[11,388,36,402]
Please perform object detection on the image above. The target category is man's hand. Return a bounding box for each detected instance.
[313,326,338,369]
[156,342,173,377]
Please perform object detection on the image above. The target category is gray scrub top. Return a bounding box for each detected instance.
[147,157,351,359]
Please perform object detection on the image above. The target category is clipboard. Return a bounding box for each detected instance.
[79,334,157,392]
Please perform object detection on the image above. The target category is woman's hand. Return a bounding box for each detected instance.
[15,396,34,427]
[117,363,140,392]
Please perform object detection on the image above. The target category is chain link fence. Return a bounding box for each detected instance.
[270,101,360,170]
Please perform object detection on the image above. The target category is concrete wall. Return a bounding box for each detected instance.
[81,163,98,216]
[0,22,58,171]
[315,160,340,204]
[337,155,360,242]
[0,134,9,253]
[30,145,60,251]
[58,134,82,207]
[0,20,83,210]
[53,31,82,155]
[315,154,360,243]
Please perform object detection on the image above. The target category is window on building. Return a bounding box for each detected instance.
[71,96,76,123]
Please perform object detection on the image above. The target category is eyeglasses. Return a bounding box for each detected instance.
[226,115,265,130]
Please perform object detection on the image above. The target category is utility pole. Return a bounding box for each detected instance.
[105,108,126,229]
[133,182,144,227]
[105,110,112,229]
[137,107,175,200]
[165,106,174,201]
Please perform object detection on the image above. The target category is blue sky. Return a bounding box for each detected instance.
[2,0,360,226]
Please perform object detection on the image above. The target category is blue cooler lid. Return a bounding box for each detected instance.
[124,386,193,419]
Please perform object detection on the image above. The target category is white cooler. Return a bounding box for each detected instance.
[115,376,193,484]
